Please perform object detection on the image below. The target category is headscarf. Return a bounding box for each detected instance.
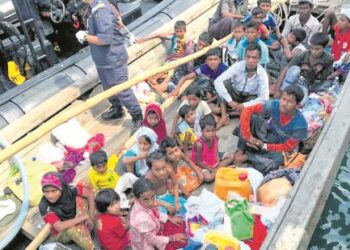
[130,127,159,177]
[39,172,77,221]
[142,103,167,144]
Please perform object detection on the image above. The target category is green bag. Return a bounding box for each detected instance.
[225,199,254,240]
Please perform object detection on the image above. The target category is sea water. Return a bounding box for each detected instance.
[308,147,350,249]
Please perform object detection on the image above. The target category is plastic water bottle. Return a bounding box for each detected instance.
[329,76,341,98]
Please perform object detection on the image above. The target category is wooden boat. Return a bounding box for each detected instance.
[1,0,349,249]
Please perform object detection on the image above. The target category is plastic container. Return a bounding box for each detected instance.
[214,167,251,201]
[203,231,240,250]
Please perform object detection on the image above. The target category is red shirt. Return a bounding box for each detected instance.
[331,24,350,61]
[97,213,130,250]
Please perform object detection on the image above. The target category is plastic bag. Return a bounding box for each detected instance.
[225,199,253,240]
[283,152,306,169]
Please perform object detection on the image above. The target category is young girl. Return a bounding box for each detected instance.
[39,172,95,250]
[130,178,187,250]
[160,136,203,195]
[119,126,159,178]
[176,104,201,156]
[95,189,130,250]
[142,103,167,144]
[191,116,234,182]
[171,86,211,137]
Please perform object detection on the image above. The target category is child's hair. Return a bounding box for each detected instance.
[245,42,262,57]
[133,178,155,198]
[174,20,186,29]
[89,150,108,167]
[198,32,213,45]
[283,85,305,104]
[199,115,216,130]
[178,104,194,119]
[139,135,152,145]
[205,48,221,59]
[146,150,166,168]
[298,0,313,8]
[309,32,329,47]
[251,6,264,16]
[291,28,306,43]
[244,21,260,31]
[185,86,201,98]
[232,21,244,30]
[95,188,120,213]
[159,136,178,152]
[257,0,271,5]
[147,110,157,116]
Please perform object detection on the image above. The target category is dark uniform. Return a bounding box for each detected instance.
[87,0,142,124]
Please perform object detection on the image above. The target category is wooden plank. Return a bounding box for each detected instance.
[261,75,350,249]
[0,0,219,146]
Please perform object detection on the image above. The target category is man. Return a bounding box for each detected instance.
[209,0,248,40]
[233,85,308,175]
[214,43,269,114]
[75,0,143,131]
[281,0,321,46]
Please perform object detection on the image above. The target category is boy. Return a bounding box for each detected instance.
[244,7,270,40]
[95,189,130,250]
[236,21,270,65]
[189,32,214,71]
[88,150,138,208]
[223,21,245,65]
[145,150,187,215]
[176,104,201,156]
[137,20,194,60]
[274,32,334,104]
[258,0,280,37]
[160,136,204,196]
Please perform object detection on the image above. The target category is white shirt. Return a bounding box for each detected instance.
[282,14,321,45]
[214,61,269,107]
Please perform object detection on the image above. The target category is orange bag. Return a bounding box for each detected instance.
[283,152,306,169]
[257,177,292,206]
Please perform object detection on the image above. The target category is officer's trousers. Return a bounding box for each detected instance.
[97,63,141,116]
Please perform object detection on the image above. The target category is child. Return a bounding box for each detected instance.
[119,127,159,178]
[274,32,334,103]
[160,136,203,195]
[130,178,187,250]
[268,29,307,79]
[249,7,270,40]
[170,86,212,137]
[137,20,194,61]
[39,172,95,250]
[89,150,138,208]
[176,104,201,157]
[329,8,350,79]
[190,31,214,70]
[223,22,245,65]
[146,150,187,216]
[258,0,280,36]
[191,116,234,182]
[142,103,167,144]
[236,21,270,65]
[95,189,130,250]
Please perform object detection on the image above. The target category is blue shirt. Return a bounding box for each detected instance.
[195,63,228,81]
[236,37,270,65]
[87,0,127,68]
[263,100,308,143]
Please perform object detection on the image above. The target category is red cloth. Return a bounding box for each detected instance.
[162,219,187,250]
[142,103,167,144]
[244,215,268,250]
[240,103,299,152]
[258,23,270,40]
[331,25,350,61]
[97,213,130,250]
[43,212,61,236]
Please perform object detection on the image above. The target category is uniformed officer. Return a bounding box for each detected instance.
[75,0,143,131]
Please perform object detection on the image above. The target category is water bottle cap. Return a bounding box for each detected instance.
[239,173,248,181]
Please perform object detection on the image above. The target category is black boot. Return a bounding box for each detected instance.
[101,108,125,121]
[130,112,143,134]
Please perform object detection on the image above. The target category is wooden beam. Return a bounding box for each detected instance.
[261,74,350,249]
